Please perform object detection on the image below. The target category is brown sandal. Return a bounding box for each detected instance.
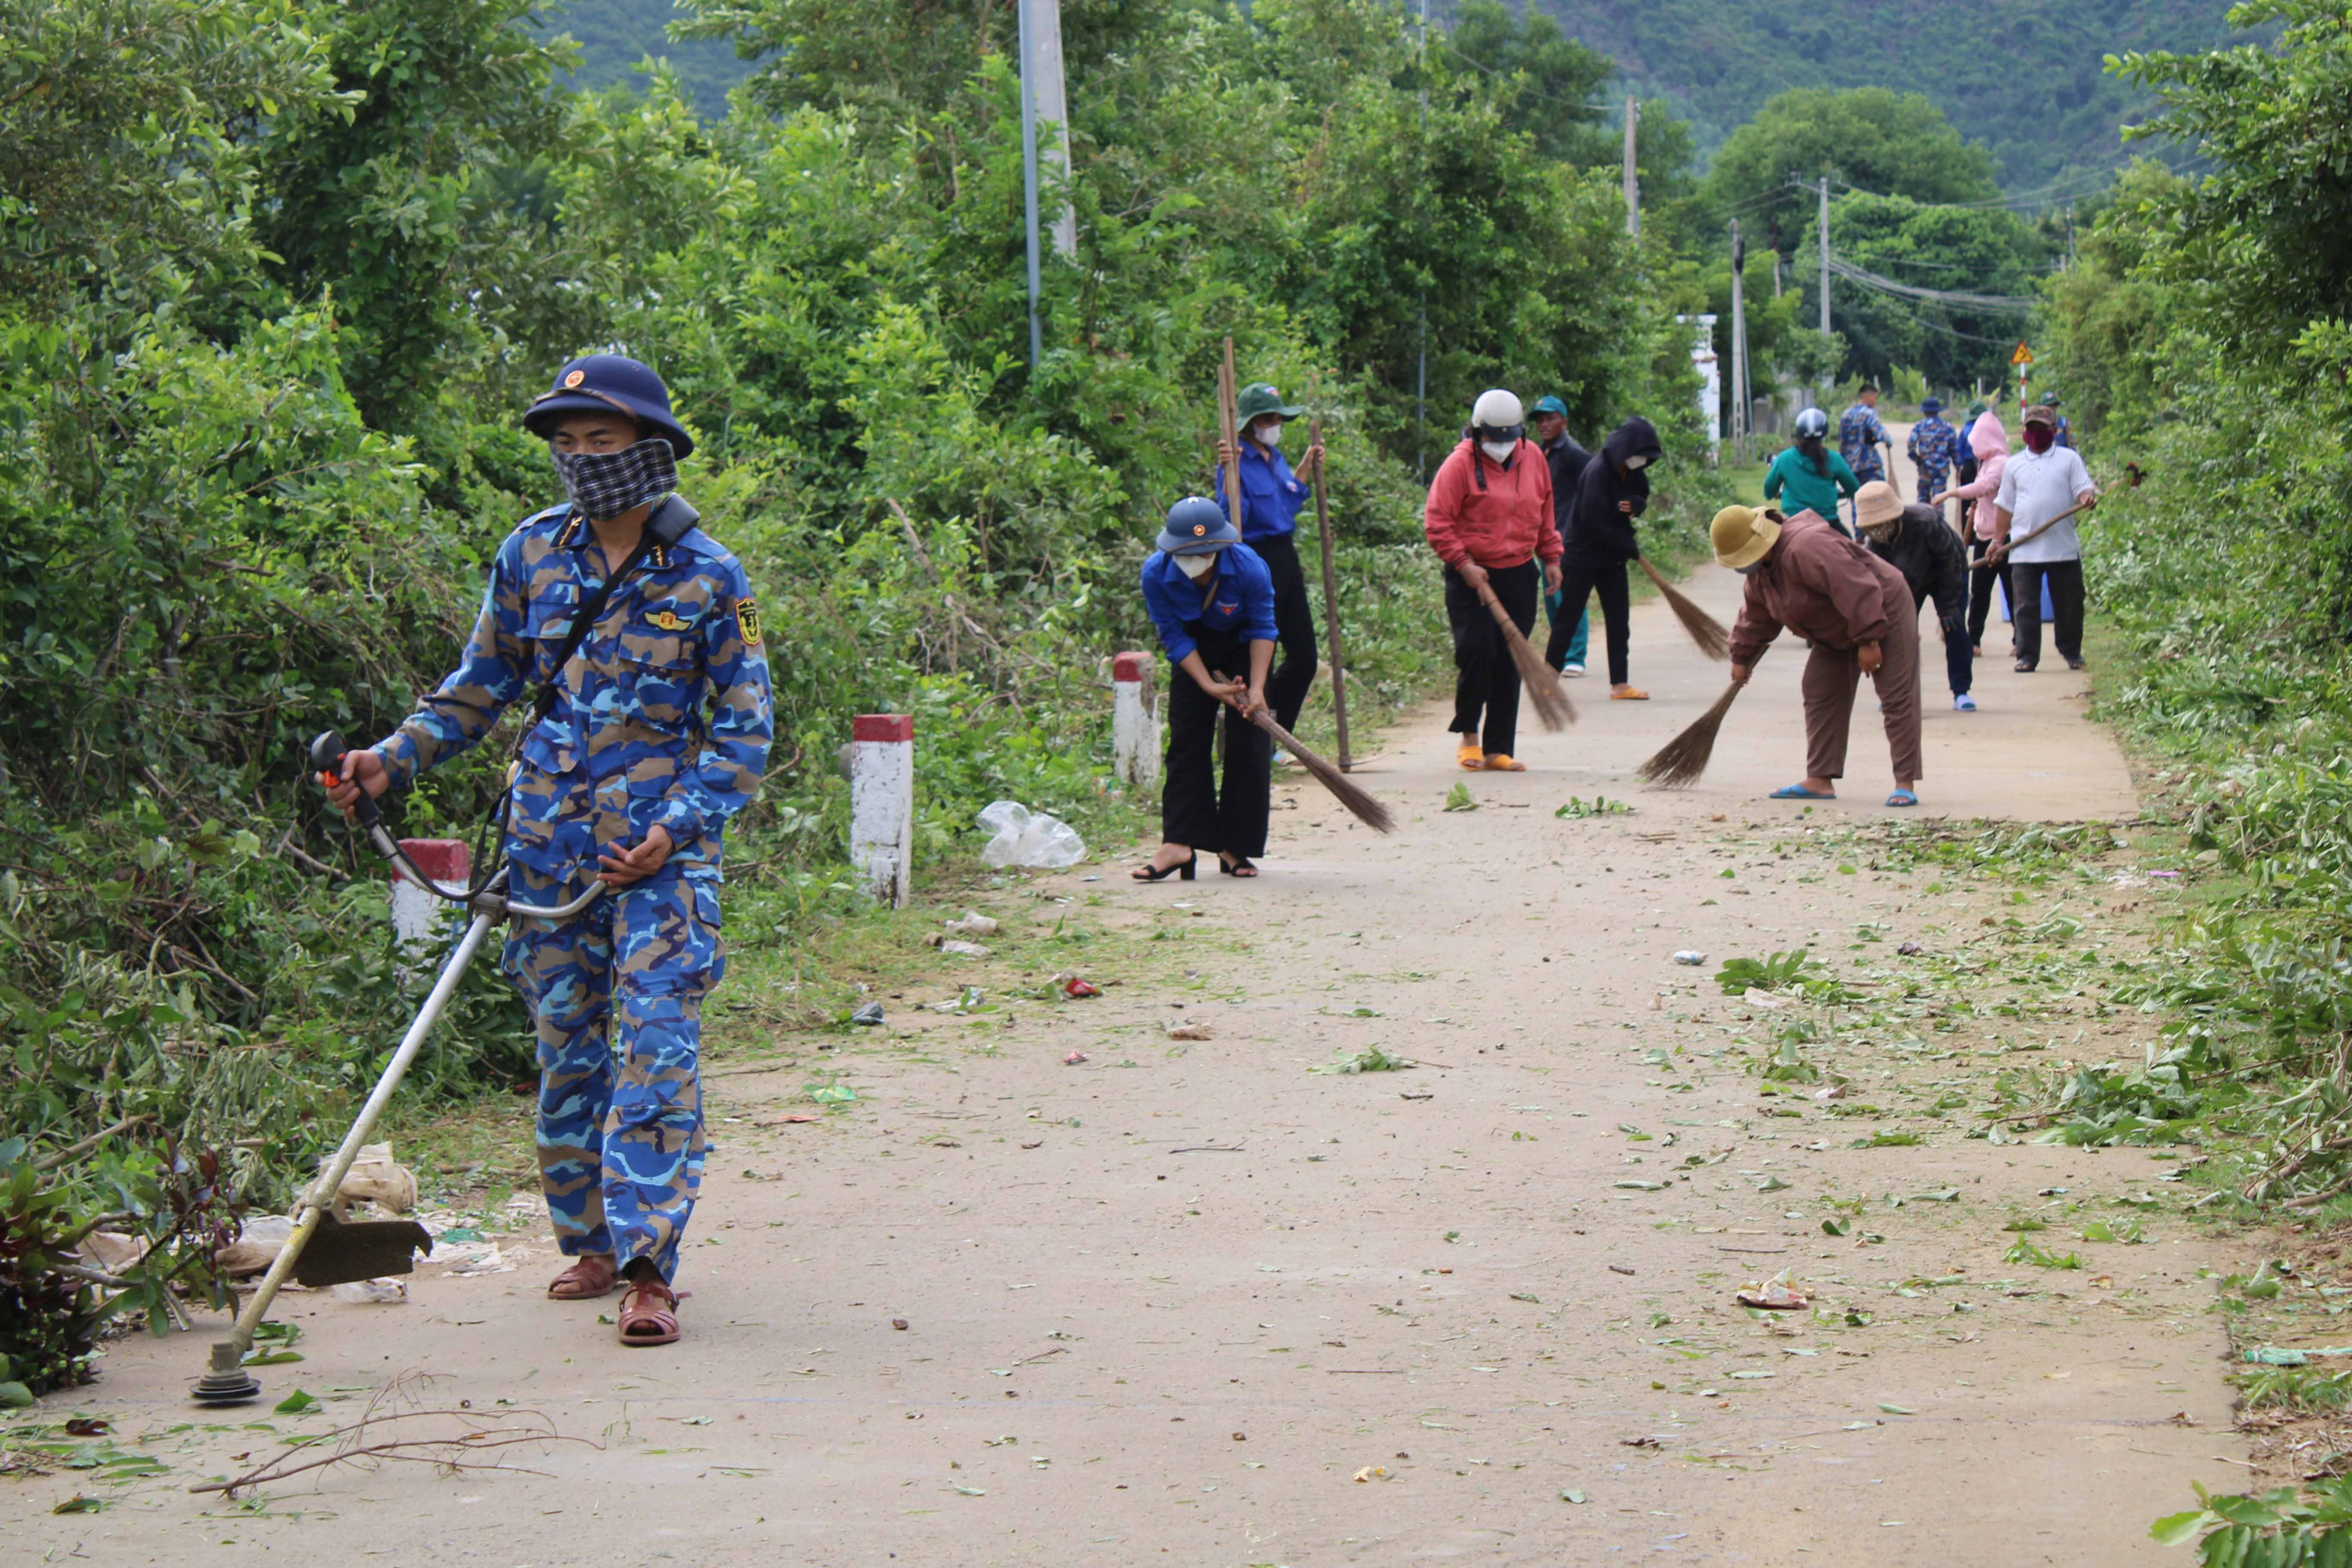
[546,1254,620,1300]
[617,1277,682,1346]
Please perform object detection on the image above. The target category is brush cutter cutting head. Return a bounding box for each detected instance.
[294,1210,433,1288]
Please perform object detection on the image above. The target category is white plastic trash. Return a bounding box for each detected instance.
[977,801,1087,869]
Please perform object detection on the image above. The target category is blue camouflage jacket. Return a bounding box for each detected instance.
[1907,414,1962,481]
[372,500,774,881]
[1838,402,1889,480]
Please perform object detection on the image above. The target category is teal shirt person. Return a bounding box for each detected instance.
[1763,445,1862,538]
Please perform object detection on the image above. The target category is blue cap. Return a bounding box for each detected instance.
[1156,496,1239,555]
[1919,396,1942,414]
[1531,395,1569,417]
[524,354,694,458]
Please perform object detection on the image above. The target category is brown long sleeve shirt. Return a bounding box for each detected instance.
[1729,510,1913,665]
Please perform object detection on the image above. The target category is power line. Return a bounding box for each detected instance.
[1825,253,2038,313]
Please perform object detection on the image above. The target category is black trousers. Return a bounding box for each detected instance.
[1160,627,1271,858]
[2009,558,2085,667]
[1913,588,1972,696]
[1252,532,1319,731]
[1966,534,2001,649]
[1443,558,1539,758]
[1545,550,1632,685]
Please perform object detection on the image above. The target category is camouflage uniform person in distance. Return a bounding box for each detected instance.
[1839,384,1890,484]
[1906,397,1963,505]
[352,354,771,1329]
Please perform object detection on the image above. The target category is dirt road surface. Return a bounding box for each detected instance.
[16,442,2239,1567]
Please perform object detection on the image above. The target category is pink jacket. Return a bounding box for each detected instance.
[1949,412,2009,539]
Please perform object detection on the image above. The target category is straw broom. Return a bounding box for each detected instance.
[1476,581,1575,730]
[1635,557,1730,660]
[1637,654,1765,788]
[1212,671,1394,833]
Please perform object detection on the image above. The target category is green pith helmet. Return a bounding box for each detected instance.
[1236,383,1305,423]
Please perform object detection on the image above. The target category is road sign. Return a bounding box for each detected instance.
[2011,342,2034,366]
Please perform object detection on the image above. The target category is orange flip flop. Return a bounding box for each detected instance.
[1610,686,1651,701]
[1482,754,1526,772]
[1455,742,1485,770]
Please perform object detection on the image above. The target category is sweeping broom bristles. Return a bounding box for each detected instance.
[1637,677,1746,788]
[1249,710,1396,833]
[1637,557,1730,660]
[1476,583,1575,731]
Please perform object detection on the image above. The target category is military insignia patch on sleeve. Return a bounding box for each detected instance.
[645,609,692,632]
[736,597,763,647]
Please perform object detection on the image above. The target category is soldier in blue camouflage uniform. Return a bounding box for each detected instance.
[1906,396,1963,505]
[1838,382,1890,486]
[323,354,771,1348]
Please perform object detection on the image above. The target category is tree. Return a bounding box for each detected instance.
[1701,86,2002,251]
[2116,0,2352,361]
[1438,0,1611,166]
[0,0,346,308]
[1798,192,2051,391]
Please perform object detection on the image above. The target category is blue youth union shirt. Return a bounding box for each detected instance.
[1213,442,1308,542]
[1139,543,1279,665]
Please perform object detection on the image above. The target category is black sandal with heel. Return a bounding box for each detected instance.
[1219,855,1258,879]
[1132,851,1197,882]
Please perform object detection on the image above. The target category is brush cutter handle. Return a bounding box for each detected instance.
[309,729,384,830]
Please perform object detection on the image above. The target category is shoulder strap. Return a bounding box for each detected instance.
[528,495,700,726]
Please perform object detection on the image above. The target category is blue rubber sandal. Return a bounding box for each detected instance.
[1886,789,1918,808]
[1770,783,1836,800]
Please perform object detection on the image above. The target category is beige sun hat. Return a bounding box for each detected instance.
[1711,504,1783,570]
[1854,480,1904,532]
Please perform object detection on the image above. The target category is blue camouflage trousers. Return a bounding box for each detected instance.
[501,864,722,1283]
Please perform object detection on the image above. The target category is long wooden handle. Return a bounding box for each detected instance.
[1307,410,1351,769]
[1988,498,2089,560]
[1218,337,1244,535]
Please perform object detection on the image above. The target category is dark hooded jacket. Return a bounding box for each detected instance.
[1541,431,1592,537]
[1565,417,1664,563]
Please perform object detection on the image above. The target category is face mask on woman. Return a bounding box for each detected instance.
[1624,455,1649,471]
[1480,439,1516,463]
[1252,418,1283,446]
[1175,552,1216,580]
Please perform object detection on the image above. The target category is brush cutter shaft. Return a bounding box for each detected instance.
[213,904,503,1359]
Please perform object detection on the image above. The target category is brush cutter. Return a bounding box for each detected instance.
[190,731,603,1406]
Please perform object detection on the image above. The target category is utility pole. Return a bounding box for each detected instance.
[1817,175,1831,339]
[1622,98,1640,239]
[1016,0,1045,368]
[1027,0,1076,260]
[1730,219,1749,465]
[1415,0,1429,476]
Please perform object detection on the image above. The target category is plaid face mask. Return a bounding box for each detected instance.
[551,438,677,521]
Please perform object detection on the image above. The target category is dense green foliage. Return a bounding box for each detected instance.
[2028,2,2352,1545]
[1532,0,2248,189]
[0,0,1721,1388]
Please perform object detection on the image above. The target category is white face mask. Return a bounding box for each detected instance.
[1624,454,1649,470]
[1251,419,1283,446]
[1480,439,1516,463]
[1175,552,1216,580]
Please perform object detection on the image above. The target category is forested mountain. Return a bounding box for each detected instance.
[558,0,2245,192]
[546,0,751,110]
[1525,0,2247,189]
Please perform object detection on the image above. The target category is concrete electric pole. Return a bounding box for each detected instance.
[1623,98,1640,239]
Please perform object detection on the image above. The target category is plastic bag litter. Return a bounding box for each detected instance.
[328,1142,417,1214]
[977,801,1086,869]
[216,1215,295,1277]
[332,1278,408,1305]
[943,912,1000,938]
[79,1231,150,1274]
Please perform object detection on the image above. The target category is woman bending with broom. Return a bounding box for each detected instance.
[1424,390,1565,772]
[1134,497,1279,880]
[1714,504,1925,808]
